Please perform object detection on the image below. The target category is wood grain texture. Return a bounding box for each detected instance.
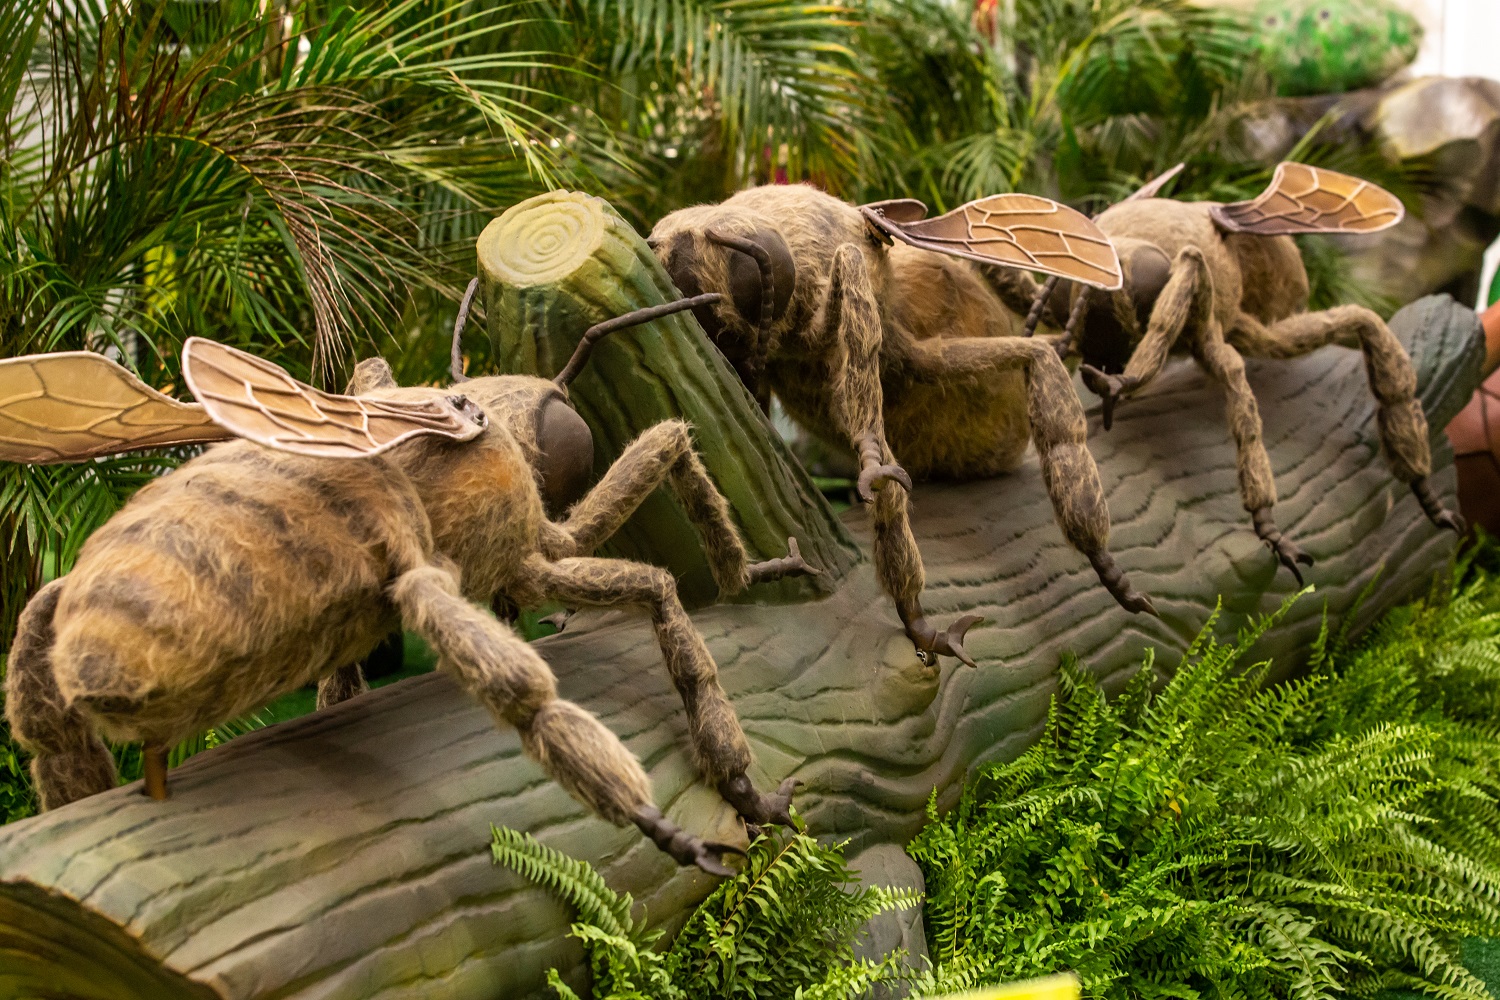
[0,296,1479,1000]
[479,190,860,607]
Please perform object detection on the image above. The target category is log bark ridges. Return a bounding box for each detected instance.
[478,190,859,606]
[0,296,1481,1000]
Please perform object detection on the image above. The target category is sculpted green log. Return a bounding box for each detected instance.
[0,294,1477,1000]
[478,190,860,608]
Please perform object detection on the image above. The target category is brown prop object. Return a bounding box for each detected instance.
[651,183,1148,671]
[0,294,1477,1000]
[1030,161,1461,584]
[0,303,817,880]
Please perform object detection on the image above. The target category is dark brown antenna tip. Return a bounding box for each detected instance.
[450,277,481,384]
[554,293,722,388]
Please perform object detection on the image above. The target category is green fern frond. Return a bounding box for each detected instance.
[489,825,640,942]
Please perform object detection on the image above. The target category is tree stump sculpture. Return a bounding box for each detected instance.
[0,186,1481,1000]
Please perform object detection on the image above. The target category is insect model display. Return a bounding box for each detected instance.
[0,288,814,875]
[649,184,1155,667]
[1024,162,1464,581]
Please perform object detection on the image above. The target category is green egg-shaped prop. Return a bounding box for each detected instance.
[1248,0,1422,96]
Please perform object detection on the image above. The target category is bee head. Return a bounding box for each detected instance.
[456,375,593,517]
[647,214,795,400]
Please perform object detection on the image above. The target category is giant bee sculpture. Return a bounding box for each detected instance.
[1024,162,1464,580]
[649,184,1155,667]
[0,288,814,874]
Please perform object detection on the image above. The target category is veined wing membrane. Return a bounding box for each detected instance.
[863,193,1123,290]
[0,352,230,464]
[181,338,485,459]
[1211,162,1404,236]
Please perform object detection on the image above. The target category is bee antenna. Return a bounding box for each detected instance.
[1055,287,1093,359]
[554,293,722,389]
[1022,275,1062,336]
[450,277,481,383]
[705,229,776,350]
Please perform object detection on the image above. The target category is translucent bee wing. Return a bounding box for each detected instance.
[181,338,486,459]
[0,352,232,464]
[861,192,1123,290]
[1210,161,1404,236]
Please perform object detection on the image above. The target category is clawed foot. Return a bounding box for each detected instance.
[900,610,984,668]
[747,537,822,586]
[857,462,913,504]
[539,609,574,632]
[633,804,746,877]
[719,772,800,839]
[1252,508,1314,586]
[1411,478,1467,535]
[1079,365,1140,432]
[1087,552,1158,618]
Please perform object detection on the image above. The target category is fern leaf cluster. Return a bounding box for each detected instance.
[492,825,917,1000]
[912,569,1500,1000]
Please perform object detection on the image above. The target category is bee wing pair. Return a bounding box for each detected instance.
[861,160,1401,290]
[0,339,484,465]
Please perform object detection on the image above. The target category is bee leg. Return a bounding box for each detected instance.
[746,537,820,585]
[633,804,746,876]
[817,244,983,658]
[900,332,1156,619]
[1251,508,1315,586]
[142,744,170,801]
[1227,304,1462,536]
[1413,479,1467,535]
[393,561,671,852]
[558,419,767,596]
[6,580,118,810]
[1191,319,1309,582]
[1079,366,1141,432]
[513,554,799,836]
[1084,248,1211,430]
[316,662,369,710]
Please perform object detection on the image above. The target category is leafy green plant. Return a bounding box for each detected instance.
[491,824,919,999]
[911,582,1500,1000]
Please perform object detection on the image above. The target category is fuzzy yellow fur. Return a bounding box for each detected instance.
[6,369,798,848]
[652,183,1147,646]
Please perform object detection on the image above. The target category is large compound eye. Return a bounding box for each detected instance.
[660,242,726,343]
[723,228,796,328]
[536,396,594,516]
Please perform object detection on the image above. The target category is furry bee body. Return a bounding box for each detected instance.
[9,354,805,872]
[651,183,1155,664]
[655,184,1030,481]
[47,378,547,750]
[1064,172,1459,580]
